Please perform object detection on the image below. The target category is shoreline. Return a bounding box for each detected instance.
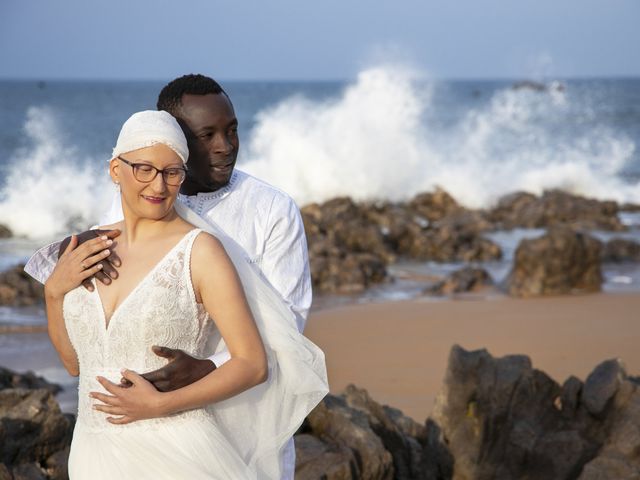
[304,291,640,421]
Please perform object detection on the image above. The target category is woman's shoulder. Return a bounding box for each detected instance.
[191,230,226,260]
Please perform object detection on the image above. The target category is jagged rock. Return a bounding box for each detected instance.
[602,238,640,262]
[0,225,11,239]
[42,448,68,480]
[0,463,11,480]
[489,190,625,231]
[0,389,74,467]
[305,393,394,479]
[507,226,602,297]
[431,345,605,480]
[294,434,354,480]
[10,463,45,480]
[0,367,61,395]
[0,265,44,307]
[582,359,625,417]
[620,203,640,212]
[342,385,426,479]
[310,252,387,294]
[428,267,493,295]
[409,189,463,222]
[396,222,501,263]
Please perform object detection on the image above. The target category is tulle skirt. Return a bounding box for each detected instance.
[68,419,257,479]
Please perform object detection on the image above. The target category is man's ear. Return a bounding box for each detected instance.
[109,158,120,184]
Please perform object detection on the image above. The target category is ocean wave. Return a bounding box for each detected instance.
[243,65,639,208]
[0,106,111,239]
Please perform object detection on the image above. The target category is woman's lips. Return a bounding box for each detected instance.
[142,196,165,204]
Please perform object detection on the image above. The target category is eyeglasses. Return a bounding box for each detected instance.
[117,156,187,186]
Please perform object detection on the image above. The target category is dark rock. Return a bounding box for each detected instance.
[431,345,603,480]
[428,267,493,295]
[0,389,74,466]
[489,190,625,231]
[582,359,624,417]
[0,265,44,307]
[0,464,12,480]
[408,189,463,222]
[43,448,68,480]
[507,226,602,297]
[0,225,11,239]
[560,376,583,417]
[578,367,640,478]
[620,203,640,212]
[0,367,62,395]
[305,393,394,479]
[602,238,640,262]
[294,434,354,480]
[342,385,425,479]
[9,464,45,480]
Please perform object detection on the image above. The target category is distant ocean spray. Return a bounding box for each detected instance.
[0,66,639,239]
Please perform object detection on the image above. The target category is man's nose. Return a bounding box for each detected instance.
[209,132,233,155]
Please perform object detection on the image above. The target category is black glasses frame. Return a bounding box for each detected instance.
[117,156,187,186]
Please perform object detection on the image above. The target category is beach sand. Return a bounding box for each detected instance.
[305,292,640,422]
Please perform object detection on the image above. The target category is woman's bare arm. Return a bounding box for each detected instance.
[45,234,114,376]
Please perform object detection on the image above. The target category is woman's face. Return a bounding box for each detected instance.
[110,143,185,221]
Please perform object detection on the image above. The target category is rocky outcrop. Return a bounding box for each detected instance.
[302,191,501,294]
[507,226,602,297]
[602,238,640,262]
[0,368,71,480]
[0,225,11,239]
[0,264,44,307]
[428,267,493,295]
[296,384,453,480]
[489,190,625,231]
[431,345,640,480]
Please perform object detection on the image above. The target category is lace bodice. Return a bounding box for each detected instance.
[63,228,216,432]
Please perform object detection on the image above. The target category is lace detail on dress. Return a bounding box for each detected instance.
[63,228,215,432]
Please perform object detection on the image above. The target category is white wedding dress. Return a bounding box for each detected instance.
[63,225,327,479]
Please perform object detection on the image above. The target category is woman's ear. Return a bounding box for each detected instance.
[109,158,120,185]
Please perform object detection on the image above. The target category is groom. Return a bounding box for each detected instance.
[26,74,311,479]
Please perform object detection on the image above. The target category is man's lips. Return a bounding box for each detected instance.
[142,195,166,204]
[210,162,234,174]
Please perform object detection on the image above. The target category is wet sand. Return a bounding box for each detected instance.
[304,292,640,422]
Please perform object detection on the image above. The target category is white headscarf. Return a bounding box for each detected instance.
[111,110,188,164]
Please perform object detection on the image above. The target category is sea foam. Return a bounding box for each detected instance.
[0,106,111,239]
[243,66,639,208]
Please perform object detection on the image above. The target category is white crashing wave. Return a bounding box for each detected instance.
[242,65,639,208]
[0,106,111,239]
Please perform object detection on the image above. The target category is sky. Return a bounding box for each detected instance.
[1,0,639,81]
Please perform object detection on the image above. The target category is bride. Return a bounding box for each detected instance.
[43,110,327,479]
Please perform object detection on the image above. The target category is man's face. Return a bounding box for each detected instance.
[176,93,239,193]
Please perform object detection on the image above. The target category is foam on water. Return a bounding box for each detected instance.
[243,66,640,208]
[0,106,111,239]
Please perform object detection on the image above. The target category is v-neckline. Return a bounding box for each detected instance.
[93,229,198,332]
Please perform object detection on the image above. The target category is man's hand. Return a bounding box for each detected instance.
[58,229,121,292]
[121,346,216,392]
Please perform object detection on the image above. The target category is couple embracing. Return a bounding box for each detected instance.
[25,74,328,479]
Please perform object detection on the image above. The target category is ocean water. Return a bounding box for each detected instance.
[1,68,640,405]
[1,68,640,299]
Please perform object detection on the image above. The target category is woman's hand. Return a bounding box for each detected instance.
[91,369,167,424]
[44,234,114,299]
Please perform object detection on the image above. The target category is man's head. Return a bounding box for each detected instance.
[157,74,239,194]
